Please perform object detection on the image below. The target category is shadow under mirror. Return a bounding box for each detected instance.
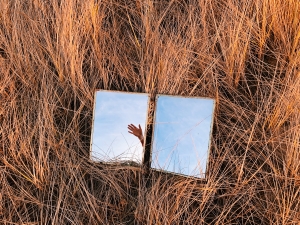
[152,95,215,178]
[90,90,149,164]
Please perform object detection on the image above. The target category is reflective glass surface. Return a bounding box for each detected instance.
[152,95,215,177]
[90,90,149,163]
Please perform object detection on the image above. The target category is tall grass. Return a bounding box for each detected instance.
[0,0,299,224]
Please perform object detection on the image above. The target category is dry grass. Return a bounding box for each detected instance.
[0,0,299,224]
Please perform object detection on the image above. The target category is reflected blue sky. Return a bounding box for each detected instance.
[152,95,215,177]
[90,91,149,163]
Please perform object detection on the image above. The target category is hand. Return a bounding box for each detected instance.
[128,124,144,146]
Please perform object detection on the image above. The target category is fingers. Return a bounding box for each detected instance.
[128,124,138,131]
[128,124,137,129]
[128,124,142,135]
[128,124,138,136]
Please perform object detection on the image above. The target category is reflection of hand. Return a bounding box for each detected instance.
[128,124,144,146]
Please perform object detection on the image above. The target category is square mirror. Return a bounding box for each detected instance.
[151,95,215,178]
[90,90,149,163]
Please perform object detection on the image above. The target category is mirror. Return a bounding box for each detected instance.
[151,95,215,178]
[90,90,149,163]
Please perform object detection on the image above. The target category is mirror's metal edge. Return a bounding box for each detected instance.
[150,94,216,180]
[89,90,98,161]
[204,98,216,179]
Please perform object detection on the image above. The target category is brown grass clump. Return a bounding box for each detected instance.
[0,0,299,224]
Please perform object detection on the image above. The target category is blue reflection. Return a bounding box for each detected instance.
[152,95,215,177]
[90,91,149,163]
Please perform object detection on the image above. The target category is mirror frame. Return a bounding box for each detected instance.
[150,94,216,178]
[89,89,150,164]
